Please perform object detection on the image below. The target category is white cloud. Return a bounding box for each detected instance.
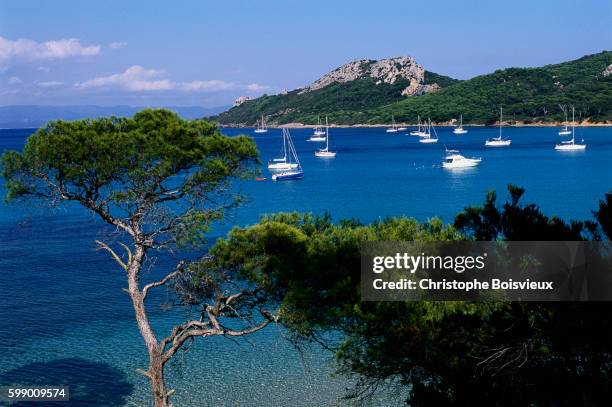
[37,66,50,72]
[0,36,101,66]
[74,65,271,95]
[38,80,63,88]
[246,83,269,92]
[108,41,127,49]
[7,76,22,85]
[181,80,235,92]
[75,65,174,91]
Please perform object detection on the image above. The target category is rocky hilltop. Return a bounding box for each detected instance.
[217,55,457,126]
[300,56,440,96]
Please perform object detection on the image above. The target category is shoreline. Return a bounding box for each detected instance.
[221,121,612,129]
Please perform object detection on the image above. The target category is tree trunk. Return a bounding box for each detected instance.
[149,350,169,407]
[127,243,170,407]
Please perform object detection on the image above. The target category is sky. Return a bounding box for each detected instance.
[1,0,611,107]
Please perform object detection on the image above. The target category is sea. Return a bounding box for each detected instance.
[1,126,611,406]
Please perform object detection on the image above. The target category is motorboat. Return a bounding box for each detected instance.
[442,149,481,168]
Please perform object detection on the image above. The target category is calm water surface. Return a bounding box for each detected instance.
[1,126,610,406]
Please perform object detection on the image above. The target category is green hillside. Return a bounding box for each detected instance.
[369,51,612,125]
[217,51,612,125]
[217,71,459,125]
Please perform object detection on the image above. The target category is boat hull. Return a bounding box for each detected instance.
[558,131,572,136]
[267,162,299,170]
[555,144,586,151]
[254,129,268,134]
[442,159,481,168]
[272,171,304,181]
[307,137,326,142]
[386,129,398,133]
[453,129,468,134]
[315,151,336,158]
[419,138,438,143]
[485,140,511,147]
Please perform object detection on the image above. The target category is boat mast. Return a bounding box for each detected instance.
[325,116,329,151]
[283,131,287,162]
[499,105,503,140]
[571,105,575,144]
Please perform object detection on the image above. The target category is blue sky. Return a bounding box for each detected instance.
[1,0,610,107]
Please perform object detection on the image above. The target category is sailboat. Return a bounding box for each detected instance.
[559,108,572,135]
[308,115,327,142]
[268,128,299,170]
[386,115,399,133]
[555,106,586,151]
[453,114,468,134]
[271,129,304,181]
[485,106,511,147]
[315,116,336,158]
[313,115,326,136]
[410,115,427,136]
[254,115,268,133]
[418,119,439,143]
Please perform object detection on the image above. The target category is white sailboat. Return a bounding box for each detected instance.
[271,129,304,181]
[386,115,399,133]
[313,115,326,136]
[268,128,299,170]
[442,149,481,168]
[453,114,468,134]
[558,108,572,135]
[485,106,511,147]
[308,115,327,142]
[418,119,439,143]
[410,115,428,136]
[315,116,336,158]
[555,106,586,151]
[254,115,268,133]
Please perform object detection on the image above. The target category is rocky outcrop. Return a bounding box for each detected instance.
[299,56,438,96]
[602,64,612,77]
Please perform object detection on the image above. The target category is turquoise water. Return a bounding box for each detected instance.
[1,126,611,406]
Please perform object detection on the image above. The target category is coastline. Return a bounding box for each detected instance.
[221,121,612,129]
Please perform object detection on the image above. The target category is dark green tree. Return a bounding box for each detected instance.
[209,187,612,406]
[1,109,278,407]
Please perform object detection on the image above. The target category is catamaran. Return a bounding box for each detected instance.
[410,115,428,136]
[453,114,468,134]
[442,149,481,168]
[315,116,336,158]
[313,115,326,136]
[555,106,586,151]
[308,115,327,141]
[485,106,511,147]
[418,119,439,143]
[268,128,299,170]
[558,108,572,136]
[271,129,303,180]
[254,115,268,133]
[386,115,399,133]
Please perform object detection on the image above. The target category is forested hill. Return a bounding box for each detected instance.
[217,51,612,125]
[215,56,459,125]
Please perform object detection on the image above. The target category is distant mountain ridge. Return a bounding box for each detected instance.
[217,51,612,125]
[0,105,230,129]
[216,56,458,126]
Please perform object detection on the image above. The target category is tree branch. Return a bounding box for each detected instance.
[96,240,128,271]
[142,261,186,301]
